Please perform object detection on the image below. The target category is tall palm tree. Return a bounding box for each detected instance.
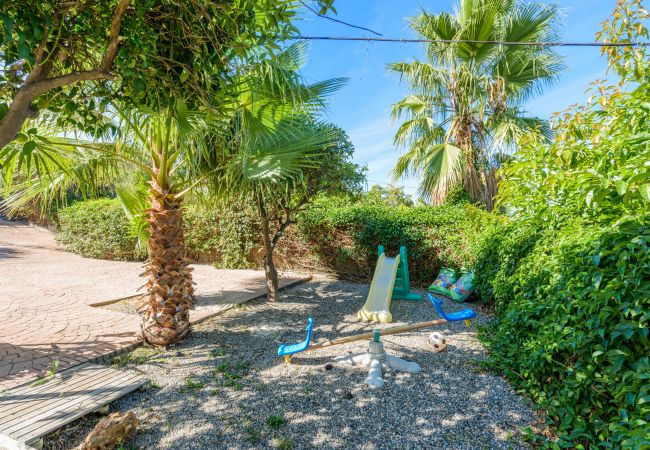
[389,0,563,209]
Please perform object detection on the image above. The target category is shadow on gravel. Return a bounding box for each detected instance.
[43,281,534,450]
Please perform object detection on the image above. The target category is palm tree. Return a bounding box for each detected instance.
[389,0,563,209]
[0,43,343,340]
[1,104,208,345]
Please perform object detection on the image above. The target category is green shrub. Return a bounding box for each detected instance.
[182,206,221,259]
[298,204,494,286]
[55,199,258,268]
[472,218,542,308]
[470,10,650,444]
[183,204,257,268]
[475,217,650,448]
[56,198,144,260]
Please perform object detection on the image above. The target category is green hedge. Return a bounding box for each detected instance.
[55,198,258,266]
[55,199,491,286]
[473,217,650,448]
[183,205,257,268]
[56,199,144,260]
[297,204,494,286]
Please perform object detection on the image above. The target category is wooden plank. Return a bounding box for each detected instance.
[2,374,146,437]
[15,374,145,445]
[0,372,121,429]
[0,371,139,434]
[0,365,115,415]
[0,362,94,400]
[0,363,146,445]
[0,367,117,420]
[18,376,145,445]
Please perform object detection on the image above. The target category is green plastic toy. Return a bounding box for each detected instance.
[378,245,422,301]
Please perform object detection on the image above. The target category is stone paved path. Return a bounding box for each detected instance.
[0,220,305,390]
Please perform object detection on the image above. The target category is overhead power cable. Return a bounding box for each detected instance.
[298,1,383,36]
[291,35,648,47]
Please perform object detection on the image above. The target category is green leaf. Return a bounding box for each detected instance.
[639,184,650,203]
[22,140,36,154]
[179,68,190,83]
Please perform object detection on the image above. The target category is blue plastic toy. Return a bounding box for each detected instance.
[277,317,314,362]
[428,293,476,325]
[276,297,478,361]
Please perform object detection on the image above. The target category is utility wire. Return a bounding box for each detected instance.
[298,1,383,36]
[292,35,648,47]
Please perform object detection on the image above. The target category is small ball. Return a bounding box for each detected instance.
[429,332,447,352]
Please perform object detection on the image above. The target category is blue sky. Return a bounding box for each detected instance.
[296,1,618,197]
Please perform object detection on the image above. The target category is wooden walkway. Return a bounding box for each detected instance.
[0,363,147,448]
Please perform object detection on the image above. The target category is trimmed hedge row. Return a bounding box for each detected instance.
[296,204,494,286]
[56,199,144,260]
[54,199,492,288]
[55,198,257,266]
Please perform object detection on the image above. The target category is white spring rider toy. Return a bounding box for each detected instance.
[333,330,420,389]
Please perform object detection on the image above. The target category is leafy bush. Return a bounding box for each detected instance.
[56,199,258,268]
[472,6,650,444]
[56,198,144,260]
[475,218,650,448]
[472,218,541,308]
[182,206,221,261]
[183,204,257,269]
[298,204,493,285]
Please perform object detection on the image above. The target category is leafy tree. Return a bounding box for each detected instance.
[361,185,414,208]
[388,0,562,209]
[474,1,650,446]
[254,121,364,300]
[201,60,364,300]
[498,2,650,225]
[0,0,335,149]
[0,18,339,345]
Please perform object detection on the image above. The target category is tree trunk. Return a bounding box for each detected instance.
[140,180,194,346]
[463,163,484,206]
[258,199,279,302]
[481,166,498,212]
[0,90,40,150]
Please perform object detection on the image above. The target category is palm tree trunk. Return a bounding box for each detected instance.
[140,179,194,345]
[257,197,279,302]
[481,166,498,212]
[463,163,484,205]
[456,122,485,206]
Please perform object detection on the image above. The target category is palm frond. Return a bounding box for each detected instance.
[116,183,150,254]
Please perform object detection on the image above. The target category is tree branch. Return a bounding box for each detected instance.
[271,217,295,249]
[0,0,131,151]
[100,0,131,71]
[27,69,115,99]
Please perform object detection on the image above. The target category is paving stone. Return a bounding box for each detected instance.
[0,219,306,390]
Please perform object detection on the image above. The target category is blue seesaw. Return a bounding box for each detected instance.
[277,296,476,362]
[428,293,476,324]
[277,318,314,362]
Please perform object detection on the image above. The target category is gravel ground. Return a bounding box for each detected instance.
[44,280,535,450]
